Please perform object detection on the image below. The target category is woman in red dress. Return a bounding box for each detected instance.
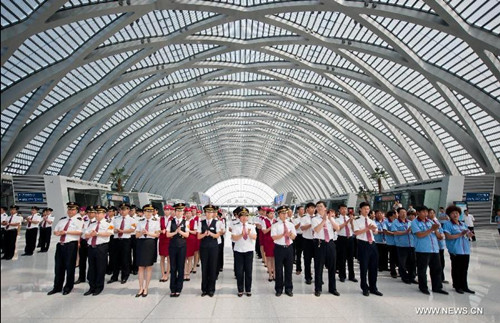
[184,208,198,281]
[262,208,276,281]
[158,206,173,282]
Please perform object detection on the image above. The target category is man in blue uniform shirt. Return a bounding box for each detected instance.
[390,208,416,285]
[411,206,448,295]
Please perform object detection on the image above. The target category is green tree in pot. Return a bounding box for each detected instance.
[110,167,129,192]
[370,167,389,194]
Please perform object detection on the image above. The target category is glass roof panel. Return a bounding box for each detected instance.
[205,178,277,205]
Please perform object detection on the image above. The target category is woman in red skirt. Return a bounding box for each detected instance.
[158,205,173,282]
[184,208,198,281]
[262,208,276,281]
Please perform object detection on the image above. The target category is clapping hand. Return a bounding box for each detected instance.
[431,223,440,231]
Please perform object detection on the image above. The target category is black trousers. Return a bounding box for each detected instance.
[39,227,52,252]
[274,244,294,293]
[388,244,398,276]
[87,243,109,293]
[112,238,131,280]
[0,228,5,253]
[3,229,18,260]
[106,235,117,275]
[416,252,442,292]
[294,234,304,272]
[397,246,416,283]
[131,235,137,272]
[303,238,314,281]
[336,236,356,280]
[234,251,253,293]
[314,240,337,293]
[255,230,262,258]
[169,243,187,293]
[439,249,446,281]
[450,253,470,291]
[24,228,38,255]
[78,239,88,281]
[53,241,78,292]
[200,245,218,293]
[468,227,475,241]
[376,243,388,271]
[357,240,379,293]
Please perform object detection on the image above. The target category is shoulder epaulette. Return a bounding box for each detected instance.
[76,217,82,220]
[60,216,67,220]
[355,216,361,220]
[139,218,145,221]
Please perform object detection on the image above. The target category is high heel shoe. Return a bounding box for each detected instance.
[142,291,148,297]
[135,290,144,297]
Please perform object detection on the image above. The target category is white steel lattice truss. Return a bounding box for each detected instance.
[1,0,499,201]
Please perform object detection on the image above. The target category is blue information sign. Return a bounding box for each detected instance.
[17,192,44,203]
[465,192,490,202]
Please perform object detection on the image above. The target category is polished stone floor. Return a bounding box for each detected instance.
[2,228,499,323]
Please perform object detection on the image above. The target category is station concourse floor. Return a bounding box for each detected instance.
[2,228,499,323]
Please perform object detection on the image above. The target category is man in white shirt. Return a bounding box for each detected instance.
[109,203,136,284]
[38,207,55,252]
[2,205,23,260]
[293,206,305,275]
[271,205,297,297]
[354,202,382,297]
[300,202,317,285]
[23,206,42,256]
[231,207,256,296]
[48,202,84,295]
[312,201,340,297]
[335,204,357,283]
[464,209,476,241]
[1,206,7,255]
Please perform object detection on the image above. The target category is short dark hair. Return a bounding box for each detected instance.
[397,207,406,213]
[359,202,370,209]
[339,204,347,208]
[415,206,428,213]
[386,210,396,218]
[305,202,316,209]
[297,206,304,211]
[446,205,462,216]
[316,201,327,207]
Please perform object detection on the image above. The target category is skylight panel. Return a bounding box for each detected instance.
[1,0,45,27]
[195,19,297,40]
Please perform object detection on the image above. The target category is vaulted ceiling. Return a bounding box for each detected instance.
[1,0,499,201]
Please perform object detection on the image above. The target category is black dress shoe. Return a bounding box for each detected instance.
[107,278,118,284]
[275,292,282,297]
[314,291,321,297]
[349,278,358,283]
[411,279,419,284]
[21,253,32,256]
[201,292,207,297]
[370,290,383,296]
[62,290,71,295]
[329,290,340,296]
[92,290,102,296]
[170,293,176,297]
[433,289,449,295]
[362,290,369,296]
[285,291,293,297]
[74,279,84,285]
[238,292,243,297]
[339,278,345,282]
[121,279,128,284]
[84,290,94,296]
[208,292,214,297]
[305,280,312,285]
[420,289,430,295]
[47,289,61,295]
[246,292,252,297]
[455,288,464,294]
[463,288,475,294]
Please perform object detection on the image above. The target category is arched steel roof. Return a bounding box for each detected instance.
[1,0,499,201]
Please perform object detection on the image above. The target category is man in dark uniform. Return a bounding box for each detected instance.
[84,205,113,296]
[48,202,83,295]
[198,204,222,297]
[23,206,42,256]
[166,203,189,297]
[38,208,54,252]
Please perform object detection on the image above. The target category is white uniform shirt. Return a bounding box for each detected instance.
[26,213,42,229]
[40,214,55,228]
[271,219,297,246]
[1,212,8,229]
[335,214,354,237]
[353,216,378,242]
[85,219,114,245]
[81,217,92,239]
[311,216,337,241]
[464,214,475,227]
[113,215,136,239]
[54,216,83,243]
[5,213,23,231]
[300,214,317,240]
[136,218,160,239]
[293,216,303,234]
[232,223,256,253]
